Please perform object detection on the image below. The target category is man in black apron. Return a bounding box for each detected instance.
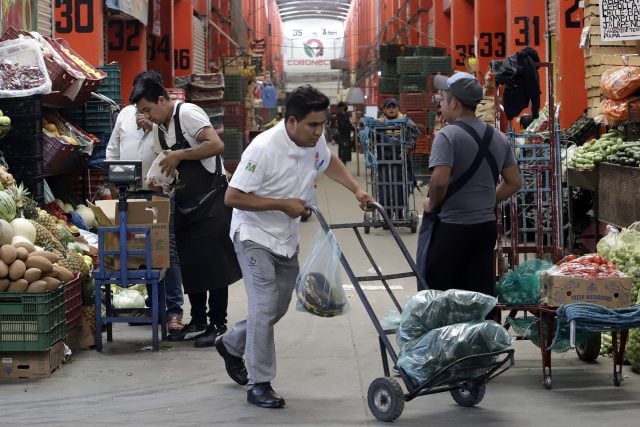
[130,77,242,348]
[417,72,520,297]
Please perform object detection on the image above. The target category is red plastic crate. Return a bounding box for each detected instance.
[400,92,432,111]
[64,273,83,330]
[405,109,429,129]
[414,134,432,155]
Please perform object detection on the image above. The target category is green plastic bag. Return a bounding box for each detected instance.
[496,259,553,306]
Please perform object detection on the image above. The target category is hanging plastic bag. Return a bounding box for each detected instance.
[295,228,348,317]
[0,38,52,97]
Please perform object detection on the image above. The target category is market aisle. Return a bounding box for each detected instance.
[1,151,640,426]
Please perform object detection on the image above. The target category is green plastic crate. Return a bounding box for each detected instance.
[379,60,397,76]
[223,130,245,161]
[397,56,452,75]
[399,74,427,93]
[0,287,66,352]
[379,77,399,94]
[223,75,245,102]
[414,46,446,56]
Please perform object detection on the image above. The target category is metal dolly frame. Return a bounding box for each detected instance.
[93,196,167,352]
[307,202,515,422]
[500,304,628,389]
[363,125,419,233]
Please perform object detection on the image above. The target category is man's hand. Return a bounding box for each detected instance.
[355,189,375,210]
[280,198,307,218]
[159,150,181,177]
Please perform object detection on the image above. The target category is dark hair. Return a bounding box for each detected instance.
[132,70,163,86]
[129,77,170,105]
[284,85,330,121]
[337,101,347,111]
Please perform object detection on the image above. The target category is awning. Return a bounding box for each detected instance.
[106,0,148,25]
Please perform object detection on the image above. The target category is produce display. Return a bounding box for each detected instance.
[0,61,46,91]
[0,243,75,292]
[567,130,624,170]
[604,142,640,167]
[552,254,627,278]
[597,225,640,371]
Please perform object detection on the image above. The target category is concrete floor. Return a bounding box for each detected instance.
[2,151,640,426]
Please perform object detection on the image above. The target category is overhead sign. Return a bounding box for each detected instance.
[283,19,344,72]
[106,0,148,26]
[599,0,640,41]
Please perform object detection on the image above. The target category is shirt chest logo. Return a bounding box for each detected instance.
[246,161,257,172]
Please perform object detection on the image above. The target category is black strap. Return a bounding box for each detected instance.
[157,102,223,173]
[442,121,499,203]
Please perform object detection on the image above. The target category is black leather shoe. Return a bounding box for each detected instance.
[194,324,227,348]
[247,382,285,408]
[214,335,248,385]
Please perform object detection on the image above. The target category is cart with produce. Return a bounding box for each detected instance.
[305,202,514,422]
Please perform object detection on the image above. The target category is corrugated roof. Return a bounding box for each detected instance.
[276,0,352,22]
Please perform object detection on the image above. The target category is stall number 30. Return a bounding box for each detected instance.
[55,0,94,33]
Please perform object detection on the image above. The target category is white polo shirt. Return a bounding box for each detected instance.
[229,120,331,257]
[152,101,224,174]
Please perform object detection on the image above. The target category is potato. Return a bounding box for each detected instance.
[15,246,29,261]
[8,259,26,280]
[13,241,35,253]
[0,244,17,264]
[23,267,42,283]
[27,280,48,293]
[0,260,8,278]
[55,265,75,282]
[42,276,61,291]
[29,250,60,264]
[0,278,9,292]
[25,256,53,274]
[8,278,28,292]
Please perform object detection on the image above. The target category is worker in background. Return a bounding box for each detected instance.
[130,75,242,348]
[106,71,184,339]
[376,98,420,220]
[334,101,354,163]
[418,72,521,300]
[216,85,374,409]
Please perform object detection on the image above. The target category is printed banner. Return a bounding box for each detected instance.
[283,19,344,72]
[106,0,148,26]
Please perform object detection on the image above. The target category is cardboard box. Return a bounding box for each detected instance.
[1,341,64,380]
[90,199,170,269]
[541,273,633,308]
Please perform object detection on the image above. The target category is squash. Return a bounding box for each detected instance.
[10,218,37,243]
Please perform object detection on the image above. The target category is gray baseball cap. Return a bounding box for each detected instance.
[433,72,483,107]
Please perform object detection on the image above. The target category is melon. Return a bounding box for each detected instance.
[0,218,14,245]
[0,191,16,222]
[10,218,37,244]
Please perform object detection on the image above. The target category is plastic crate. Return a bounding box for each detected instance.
[379,44,403,61]
[423,56,452,74]
[87,134,110,169]
[399,74,428,92]
[190,73,224,89]
[223,75,245,101]
[415,134,433,155]
[0,95,41,117]
[406,110,429,129]
[414,46,447,56]
[187,87,224,102]
[43,135,76,174]
[20,177,45,204]
[223,131,245,161]
[379,77,399,94]
[400,92,432,111]
[397,56,452,75]
[598,162,640,227]
[64,273,83,330]
[378,93,399,109]
[379,60,397,76]
[166,88,186,102]
[0,287,66,352]
[0,134,43,157]
[5,155,44,178]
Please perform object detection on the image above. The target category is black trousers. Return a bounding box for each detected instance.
[425,220,497,296]
[188,287,229,326]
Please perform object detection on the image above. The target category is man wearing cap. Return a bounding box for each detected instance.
[376,98,420,220]
[417,72,520,297]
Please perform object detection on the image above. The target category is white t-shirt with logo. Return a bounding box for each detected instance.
[229,120,331,257]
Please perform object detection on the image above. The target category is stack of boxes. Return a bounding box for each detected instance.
[582,0,637,119]
[221,74,246,172]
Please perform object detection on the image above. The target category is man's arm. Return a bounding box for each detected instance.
[224,187,307,218]
[105,120,121,161]
[496,165,521,202]
[323,153,374,209]
[424,164,451,213]
[160,126,224,176]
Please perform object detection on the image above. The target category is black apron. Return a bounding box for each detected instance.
[158,103,242,292]
[416,121,499,290]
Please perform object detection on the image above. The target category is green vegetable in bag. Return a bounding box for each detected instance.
[496,259,553,306]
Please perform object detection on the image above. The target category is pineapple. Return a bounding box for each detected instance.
[9,183,33,218]
[29,219,66,253]
[60,250,90,278]
[36,209,64,241]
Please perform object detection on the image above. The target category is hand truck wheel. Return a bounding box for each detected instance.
[543,375,552,389]
[363,211,372,234]
[450,384,486,407]
[613,371,623,386]
[575,332,601,362]
[367,377,405,422]
[409,211,418,233]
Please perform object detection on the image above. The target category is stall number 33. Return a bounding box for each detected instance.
[55,0,94,34]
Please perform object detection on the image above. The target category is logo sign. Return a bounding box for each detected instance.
[303,39,324,57]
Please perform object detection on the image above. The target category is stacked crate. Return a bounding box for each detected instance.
[0,95,45,203]
[378,44,401,105]
[582,0,637,118]
[396,52,452,156]
[221,75,246,169]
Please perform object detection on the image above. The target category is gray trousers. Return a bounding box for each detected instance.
[223,236,299,385]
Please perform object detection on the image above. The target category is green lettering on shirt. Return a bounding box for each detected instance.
[246,162,256,172]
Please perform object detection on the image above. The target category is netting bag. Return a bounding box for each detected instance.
[496,259,553,306]
[396,289,497,348]
[295,229,348,317]
[600,66,640,100]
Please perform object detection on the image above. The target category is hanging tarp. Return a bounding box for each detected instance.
[106,0,148,26]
